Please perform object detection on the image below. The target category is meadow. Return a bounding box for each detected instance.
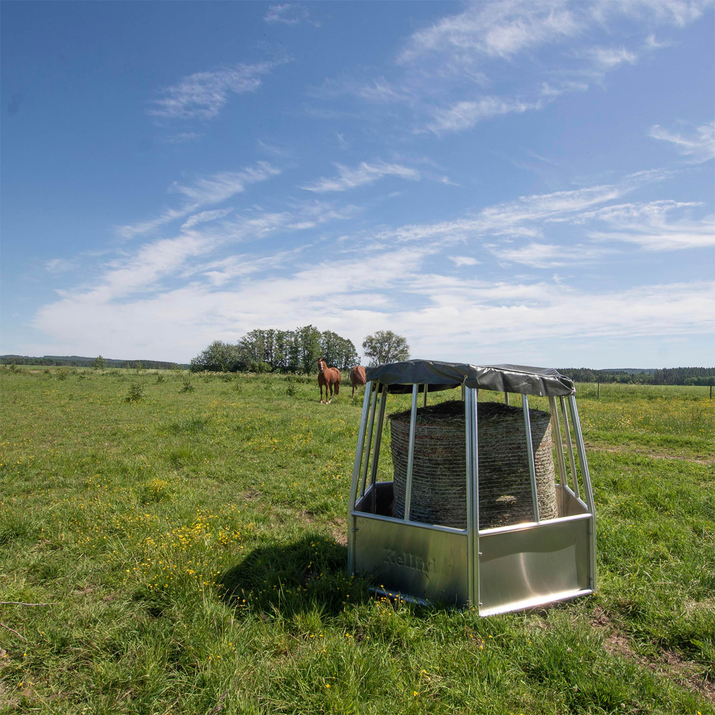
[0,366,713,714]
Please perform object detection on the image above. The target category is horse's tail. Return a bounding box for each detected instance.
[334,375,340,395]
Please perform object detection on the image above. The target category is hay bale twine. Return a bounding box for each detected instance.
[390,400,557,529]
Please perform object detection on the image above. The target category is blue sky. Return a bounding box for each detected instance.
[2,0,713,368]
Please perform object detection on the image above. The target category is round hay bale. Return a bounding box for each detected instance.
[390,400,557,529]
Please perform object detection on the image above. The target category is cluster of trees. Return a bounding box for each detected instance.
[559,367,715,386]
[190,326,359,374]
[190,327,412,374]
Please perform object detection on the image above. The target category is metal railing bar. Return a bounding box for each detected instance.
[404,384,419,522]
[368,387,388,491]
[347,383,374,574]
[568,395,598,591]
[549,396,568,518]
[560,396,580,500]
[523,394,540,523]
[360,384,378,497]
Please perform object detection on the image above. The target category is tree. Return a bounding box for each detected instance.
[362,330,410,366]
[321,330,359,370]
[190,341,243,372]
[92,355,107,370]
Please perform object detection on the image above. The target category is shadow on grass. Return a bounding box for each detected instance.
[218,534,372,618]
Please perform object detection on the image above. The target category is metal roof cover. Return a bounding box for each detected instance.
[364,359,575,397]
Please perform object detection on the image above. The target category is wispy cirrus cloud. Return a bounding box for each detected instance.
[427,96,541,135]
[181,208,234,230]
[117,162,281,239]
[301,161,421,192]
[149,61,281,121]
[310,0,710,136]
[264,3,318,26]
[399,0,581,65]
[649,120,715,163]
[584,200,715,250]
[488,241,611,267]
[449,256,479,267]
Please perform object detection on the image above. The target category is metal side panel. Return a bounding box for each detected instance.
[478,516,592,616]
[353,516,469,606]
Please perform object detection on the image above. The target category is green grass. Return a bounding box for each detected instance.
[0,367,713,714]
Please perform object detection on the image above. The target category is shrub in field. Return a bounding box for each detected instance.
[139,478,171,504]
[180,375,195,393]
[125,383,145,402]
[156,373,165,383]
[57,369,68,380]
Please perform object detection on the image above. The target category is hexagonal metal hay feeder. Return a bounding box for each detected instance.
[347,360,597,615]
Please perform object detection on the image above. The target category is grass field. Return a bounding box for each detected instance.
[1,366,713,714]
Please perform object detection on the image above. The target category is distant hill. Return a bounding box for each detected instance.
[1,355,188,370]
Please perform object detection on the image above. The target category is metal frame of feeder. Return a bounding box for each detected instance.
[347,361,597,615]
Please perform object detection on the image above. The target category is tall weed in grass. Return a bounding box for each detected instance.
[0,370,712,713]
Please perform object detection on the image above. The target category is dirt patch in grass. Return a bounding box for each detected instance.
[330,517,347,546]
[585,443,715,466]
[592,607,714,702]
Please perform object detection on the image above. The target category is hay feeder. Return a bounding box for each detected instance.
[347,360,596,615]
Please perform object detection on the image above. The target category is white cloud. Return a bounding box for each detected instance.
[116,162,281,239]
[264,4,317,26]
[171,163,282,204]
[427,97,541,134]
[584,46,638,67]
[650,121,715,163]
[32,242,714,363]
[449,256,480,266]
[489,242,611,267]
[399,0,581,65]
[584,200,715,250]
[44,258,74,274]
[320,0,709,135]
[181,208,234,230]
[149,62,278,121]
[592,0,713,28]
[301,161,421,192]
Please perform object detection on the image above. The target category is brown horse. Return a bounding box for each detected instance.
[349,365,366,398]
[318,358,341,404]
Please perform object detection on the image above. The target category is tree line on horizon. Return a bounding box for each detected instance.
[559,366,715,386]
[0,355,182,370]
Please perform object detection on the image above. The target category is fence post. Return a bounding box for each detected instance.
[597,381,600,399]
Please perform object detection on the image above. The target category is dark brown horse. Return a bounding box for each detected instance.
[349,365,366,398]
[318,358,341,404]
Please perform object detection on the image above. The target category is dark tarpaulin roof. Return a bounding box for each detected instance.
[364,360,575,397]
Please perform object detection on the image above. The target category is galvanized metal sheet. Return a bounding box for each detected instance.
[478,516,592,615]
[353,515,470,606]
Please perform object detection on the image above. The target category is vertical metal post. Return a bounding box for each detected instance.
[360,384,378,497]
[504,391,510,406]
[403,384,419,522]
[347,383,374,575]
[560,396,580,500]
[568,395,597,591]
[423,384,428,408]
[465,388,480,609]
[368,387,388,490]
[549,396,568,517]
[522,395,540,522]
